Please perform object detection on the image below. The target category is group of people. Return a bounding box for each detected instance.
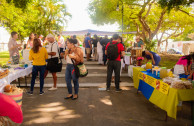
[8,32,82,100]
[8,30,193,100]
[7,31,161,98]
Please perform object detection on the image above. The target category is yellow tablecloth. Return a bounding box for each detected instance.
[133,67,194,119]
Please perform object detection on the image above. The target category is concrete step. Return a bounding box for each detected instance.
[19,76,133,84]
[45,73,129,78]
[17,82,134,88]
[62,66,107,70]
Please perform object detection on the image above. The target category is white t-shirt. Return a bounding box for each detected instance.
[66,53,74,64]
[47,42,59,59]
[58,37,65,48]
[97,41,103,53]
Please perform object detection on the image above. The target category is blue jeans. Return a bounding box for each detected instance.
[65,64,79,94]
[30,65,46,92]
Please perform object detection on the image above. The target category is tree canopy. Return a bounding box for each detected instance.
[158,0,194,11]
[88,0,194,51]
[0,0,71,42]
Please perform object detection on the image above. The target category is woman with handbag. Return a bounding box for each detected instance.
[61,39,83,100]
[44,34,61,91]
[28,39,48,95]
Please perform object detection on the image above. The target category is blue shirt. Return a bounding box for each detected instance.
[84,37,91,48]
[146,51,161,66]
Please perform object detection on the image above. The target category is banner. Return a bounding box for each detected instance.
[138,72,169,95]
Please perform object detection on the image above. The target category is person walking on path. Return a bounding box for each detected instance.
[105,34,125,92]
[44,34,60,91]
[28,39,48,95]
[84,33,92,61]
[100,35,110,65]
[8,32,22,59]
[61,39,83,100]
[93,34,98,61]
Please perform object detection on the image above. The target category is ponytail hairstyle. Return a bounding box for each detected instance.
[182,54,192,66]
[32,39,41,53]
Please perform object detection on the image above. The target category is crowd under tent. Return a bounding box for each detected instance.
[60,29,137,36]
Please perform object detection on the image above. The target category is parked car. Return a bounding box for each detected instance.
[167,48,183,55]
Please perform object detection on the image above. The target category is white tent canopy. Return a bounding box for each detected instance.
[60,29,137,36]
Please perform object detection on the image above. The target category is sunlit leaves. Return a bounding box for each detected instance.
[0,0,71,41]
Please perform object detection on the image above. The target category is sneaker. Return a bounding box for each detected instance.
[39,91,45,95]
[106,87,110,92]
[27,91,33,95]
[115,89,122,92]
[48,87,57,91]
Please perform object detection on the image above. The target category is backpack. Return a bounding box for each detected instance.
[107,42,119,60]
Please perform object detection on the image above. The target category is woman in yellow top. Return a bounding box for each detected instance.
[28,39,48,95]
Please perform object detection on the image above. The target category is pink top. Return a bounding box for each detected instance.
[176,56,191,66]
[29,41,33,48]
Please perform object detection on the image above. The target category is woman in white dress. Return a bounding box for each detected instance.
[97,38,103,65]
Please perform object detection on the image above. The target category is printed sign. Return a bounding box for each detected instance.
[138,72,169,95]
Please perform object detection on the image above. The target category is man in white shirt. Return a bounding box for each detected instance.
[44,34,59,91]
[58,34,65,53]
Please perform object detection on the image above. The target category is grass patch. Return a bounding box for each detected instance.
[141,54,180,69]
[0,51,10,65]
[159,54,181,69]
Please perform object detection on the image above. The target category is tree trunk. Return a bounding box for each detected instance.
[165,40,168,53]
[157,41,161,53]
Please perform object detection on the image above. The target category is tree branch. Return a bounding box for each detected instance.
[143,0,155,19]
[138,0,152,16]
[137,0,153,39]
[159,31,165,43]
[161,28,183,43]
[151,8,167,40]
[129,3,143,7]
[178,8,194,18]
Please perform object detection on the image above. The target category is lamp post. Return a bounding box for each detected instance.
[117,1,124,35]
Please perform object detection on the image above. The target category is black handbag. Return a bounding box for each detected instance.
[47,42,62,72]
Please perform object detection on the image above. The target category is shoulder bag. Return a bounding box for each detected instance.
[69,49,88,77]
[47,42,62,72]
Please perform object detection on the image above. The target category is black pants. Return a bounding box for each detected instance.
[103,49,107,65]
[107,60,121,89]
[60,48,64,53]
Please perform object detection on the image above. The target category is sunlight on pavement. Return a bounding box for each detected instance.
[100,96,112,106]
[23,102,81,125]
[88,104,96,109]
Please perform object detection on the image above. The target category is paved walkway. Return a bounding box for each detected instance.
[21,87,192,126]
[11,59,192,126]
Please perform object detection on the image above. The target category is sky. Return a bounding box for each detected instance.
[63,0,119,31]
[0,0,119,43]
